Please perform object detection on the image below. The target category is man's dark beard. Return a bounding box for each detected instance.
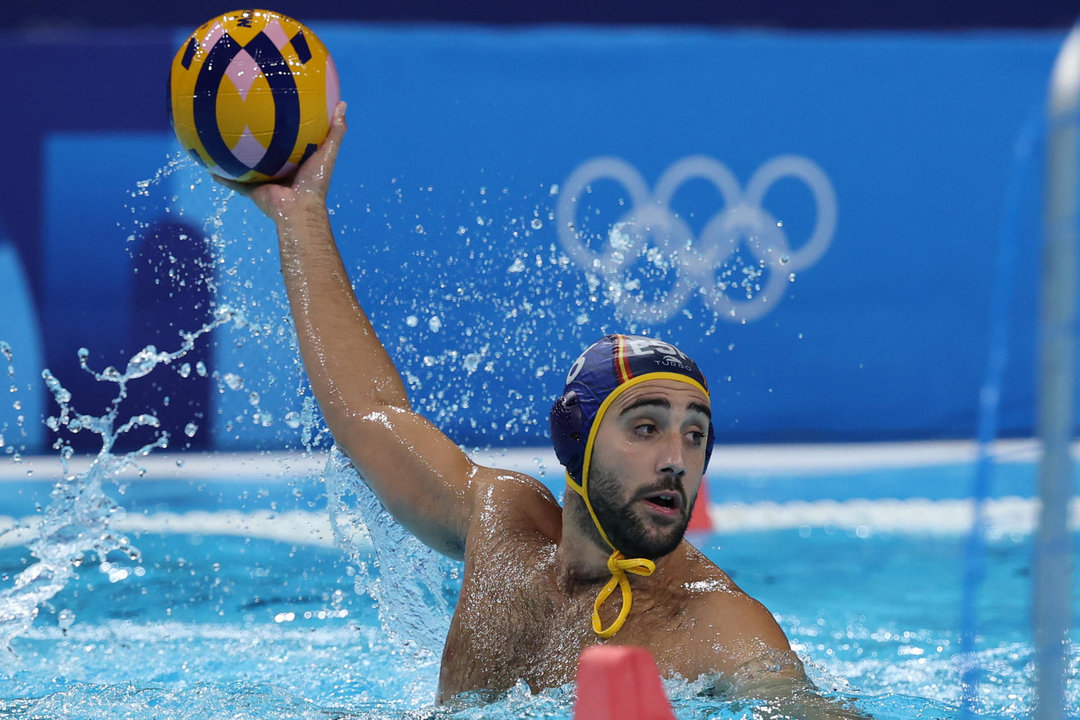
[587,464,691,559]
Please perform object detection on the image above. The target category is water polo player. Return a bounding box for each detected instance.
[225,103,863,718]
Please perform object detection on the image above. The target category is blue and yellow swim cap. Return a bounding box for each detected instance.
[549,334,715,637]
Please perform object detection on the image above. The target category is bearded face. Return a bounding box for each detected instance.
[585,461,694,560]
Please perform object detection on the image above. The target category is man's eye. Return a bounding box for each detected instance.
[687,431,704,444]
[634,423,657,435]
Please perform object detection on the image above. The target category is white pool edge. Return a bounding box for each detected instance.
[3,497,1078,550]
[2,439,1076,549]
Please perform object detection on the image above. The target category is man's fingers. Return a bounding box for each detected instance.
[317,102,348,171]
[328,101,347,143]
[293,101,346,195]
[213,176,252,196]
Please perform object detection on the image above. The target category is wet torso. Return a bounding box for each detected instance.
[436,475,751,702]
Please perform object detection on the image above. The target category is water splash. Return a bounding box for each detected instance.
[322,445,457,662]
[0,340,30,462]
[0,307,235,653]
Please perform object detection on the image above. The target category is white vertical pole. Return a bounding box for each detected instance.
[1037,23,1080,720]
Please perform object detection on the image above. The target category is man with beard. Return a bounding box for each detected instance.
[227,104,852,714]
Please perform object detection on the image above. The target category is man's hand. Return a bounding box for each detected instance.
[216,101,348,221]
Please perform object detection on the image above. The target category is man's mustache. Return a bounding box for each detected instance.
[631,475,688,508]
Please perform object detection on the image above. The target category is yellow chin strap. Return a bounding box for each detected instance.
[589,549,655,638]
[566,372,708,638]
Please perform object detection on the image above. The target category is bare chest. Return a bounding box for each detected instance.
[436,547,698,701]
[438,551,587,700]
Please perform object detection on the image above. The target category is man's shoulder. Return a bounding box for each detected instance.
[676,553,745,608]
[650,545,793,681]
[468,467,562,541]
[676,545,777,627]
[478,468,560,509]
[690,575,789,657]
[644,546,793,683]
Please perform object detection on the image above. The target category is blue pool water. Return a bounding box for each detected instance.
[2,448,1077,719]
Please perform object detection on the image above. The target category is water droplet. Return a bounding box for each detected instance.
[184,423,198,438]
[124,346,164,380]
[223,373,244,390]
[463,353,482,374]
[530,218,543,230]
[788,273,796,283]
[58,609,75,633]
[284,411,302,429]
[428,316,442,333]
[405,315,419,327]
[508,258,526,273]
[106,566,130,583]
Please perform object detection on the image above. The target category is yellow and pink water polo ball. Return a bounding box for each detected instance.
[168,9,340,183]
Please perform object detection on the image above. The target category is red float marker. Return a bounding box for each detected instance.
[574,645,676,720]
[686,476,712,533]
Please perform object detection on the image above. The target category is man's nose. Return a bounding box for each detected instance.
[658,434,686,478]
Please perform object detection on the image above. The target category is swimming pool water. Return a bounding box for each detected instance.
[1,462,1077,719]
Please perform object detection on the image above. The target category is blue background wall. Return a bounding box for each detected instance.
[0,19,1066,454]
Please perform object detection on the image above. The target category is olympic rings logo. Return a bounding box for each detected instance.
[555,155,837,323]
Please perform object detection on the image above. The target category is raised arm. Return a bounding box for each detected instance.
[224,103,485,558]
